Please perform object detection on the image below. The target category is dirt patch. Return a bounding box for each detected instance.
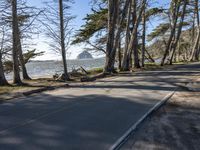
[122,90,200,150]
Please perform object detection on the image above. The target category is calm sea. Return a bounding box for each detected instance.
[6,58,105,80]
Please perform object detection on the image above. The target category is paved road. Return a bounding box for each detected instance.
[0,63,200,150]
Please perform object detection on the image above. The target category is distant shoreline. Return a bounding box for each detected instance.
[31,57,105,62]
[6,58,105,81]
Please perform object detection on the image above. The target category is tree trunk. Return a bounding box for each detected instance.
[126,0,145,69]
[104,0,119,73]
[118,40,122,70]
[189,0,200,61]
[110,0,131,71]
[169,0,187,65]
[19,46,31,80]
[177,41,181,62]
[145,49,155,63]
[12,0,22,85]
[141,3,146,67]
[191,8,196,50]
[121,0,132,71]
[196,43,200,60]
[0,52,8,86]
[59,0,70,80]
[133,26,140,68]
[17,30,31,80]
[161,1,180,66]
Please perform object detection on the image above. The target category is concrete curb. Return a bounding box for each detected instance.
[110,88,178,150]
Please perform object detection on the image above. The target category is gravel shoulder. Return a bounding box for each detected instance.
[122,87,200,150]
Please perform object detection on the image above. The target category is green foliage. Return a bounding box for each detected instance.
[5,14,31,27]
[23,49,44,64]
[3,49,44,73]
[148,23,170,41]
[72,8,108,44]
[18,15,31,26]
[177,21,190,27]
[3,60,13,73]
[148,21,190,42]
[146,7,164,20]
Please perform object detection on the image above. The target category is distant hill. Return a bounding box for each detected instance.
[77,51,93,59]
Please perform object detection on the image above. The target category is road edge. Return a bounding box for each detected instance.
[109,88,178,150]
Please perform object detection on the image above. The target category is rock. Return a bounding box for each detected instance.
[77,51,93,59]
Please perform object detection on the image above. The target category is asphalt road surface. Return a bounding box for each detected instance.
[0,63,200,150]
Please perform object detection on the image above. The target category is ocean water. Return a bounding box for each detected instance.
[6,58,105,80]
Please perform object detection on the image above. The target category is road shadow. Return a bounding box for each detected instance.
[0,92,160,150]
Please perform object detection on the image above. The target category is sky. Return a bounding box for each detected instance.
[27,0,92,60]
[27,0,169,61]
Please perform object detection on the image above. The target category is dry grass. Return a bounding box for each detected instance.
[0,78,68,101]
[0,68,104,98]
